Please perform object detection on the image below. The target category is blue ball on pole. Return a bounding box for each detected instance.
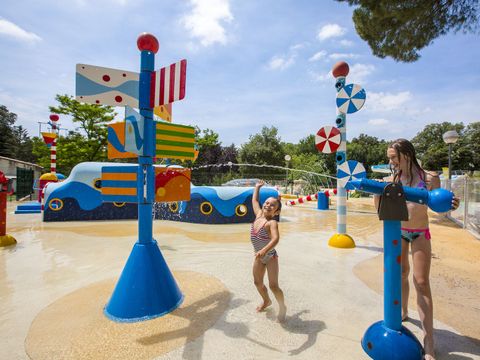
[427,188,454,213]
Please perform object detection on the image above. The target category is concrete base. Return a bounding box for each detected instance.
[361,320,423,360]
[15,202,42,214]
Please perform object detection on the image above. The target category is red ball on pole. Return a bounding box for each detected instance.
[49,114,59,122]
[137,33,159,54]
[332,61,349,78]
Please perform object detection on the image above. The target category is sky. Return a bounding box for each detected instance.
[1,0,479,147]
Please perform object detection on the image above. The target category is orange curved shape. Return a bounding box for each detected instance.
[155,168,191,202]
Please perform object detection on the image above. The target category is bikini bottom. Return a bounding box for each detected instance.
[401,228,431,242]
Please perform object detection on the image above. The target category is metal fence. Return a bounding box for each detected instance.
[443,177,480,239]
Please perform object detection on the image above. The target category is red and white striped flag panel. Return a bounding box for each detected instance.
[150,59,187,107]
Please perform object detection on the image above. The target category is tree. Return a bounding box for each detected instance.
[347,134,389,177]
[338,0,480,62]
[238,126,285,178]
[49,95,115,163]
[463,122,480,171]
[296,135,318,156]
[194,127,222,165]
[0,105,36,163]
[31,137,50,170]
[0,105,16,157]
[411,122,465,171]
[10,125,34,163]
[187,128,240,185]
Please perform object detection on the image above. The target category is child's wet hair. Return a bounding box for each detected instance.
[275,198,282,213]
[389,138,424,186]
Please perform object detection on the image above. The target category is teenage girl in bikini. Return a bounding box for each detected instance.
[375,138,459,360]
[251,180,287,322]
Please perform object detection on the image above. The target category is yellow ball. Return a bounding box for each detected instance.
[0,234,17,247]
[328,233,355,248]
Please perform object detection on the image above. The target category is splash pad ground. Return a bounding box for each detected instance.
[1,198,480,359]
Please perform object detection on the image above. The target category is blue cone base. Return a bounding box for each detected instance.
[104,240,184,322]
[361,321,423,360]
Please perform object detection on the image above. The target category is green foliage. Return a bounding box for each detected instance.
[0,105,34,162]
[347,134,389,175]
[31,137,50,169]
[411,122,464,171]
[291,153,335,192]
[338,0,480,62]
[0,105,16,157]
[461,122,480,171]
[50,95,115,163]
[238,126,285,176]
[44,95,116,174]
[188,128,239,185]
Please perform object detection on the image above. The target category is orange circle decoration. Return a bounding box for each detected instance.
[200,202,213,215]
[48,198,64,211]
[156,187,166,198]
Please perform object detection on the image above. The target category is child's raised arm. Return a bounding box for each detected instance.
[252,180,264,217]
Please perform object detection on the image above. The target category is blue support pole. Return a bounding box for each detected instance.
[104,34,183,322]
[361,218,423,360]
[349,178,454,359]
[383,220,402,330]
[317,191,329,210]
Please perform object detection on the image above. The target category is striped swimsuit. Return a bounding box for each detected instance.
[250,219,277,264]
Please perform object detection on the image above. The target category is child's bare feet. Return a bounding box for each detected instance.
[256,299,272,312]
[277,304,287,322]
[424,338,435,360]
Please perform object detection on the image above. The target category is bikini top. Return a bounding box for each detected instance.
[399,168,428,190]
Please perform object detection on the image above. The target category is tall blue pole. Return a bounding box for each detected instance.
[349,178,454,359]
[104,33,183,322]
[383,220,402,330]
[138,48,155,244]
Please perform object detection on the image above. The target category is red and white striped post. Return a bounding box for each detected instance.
[49,114,59,174]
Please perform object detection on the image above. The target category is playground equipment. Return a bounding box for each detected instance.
[156,185,278,224]
[0,171,16,246]
[371,164,391,174]
[75,33,189,321]
[285,189,337,210]
[38,114,63,202]
[315,61,367,249]
[42,161,278,223]
[349,178,454,360]
[285,193,319,206]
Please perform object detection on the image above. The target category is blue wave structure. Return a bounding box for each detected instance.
[43,162,138,222]
[155,185,279,224]
[42,162,279,224]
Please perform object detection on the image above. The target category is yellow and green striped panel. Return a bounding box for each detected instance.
[156,121,195,160]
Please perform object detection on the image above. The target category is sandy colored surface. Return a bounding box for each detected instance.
[1,198,479,359]
[353,205,480,343]
[25,271,229,360]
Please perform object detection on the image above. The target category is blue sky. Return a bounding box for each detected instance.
[1,0,479,147]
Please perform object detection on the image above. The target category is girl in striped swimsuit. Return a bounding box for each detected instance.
[376,138,459,360]
[251,180,286,322]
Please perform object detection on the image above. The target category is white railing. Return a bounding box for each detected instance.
[442,177,480,239]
